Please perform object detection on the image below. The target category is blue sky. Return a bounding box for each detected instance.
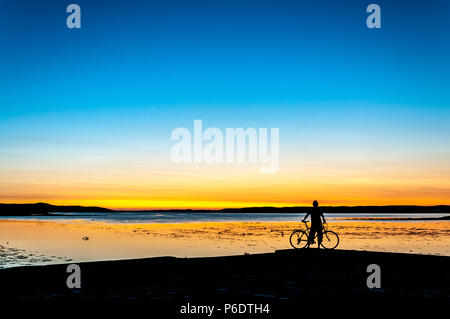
[1,0,449,145]
[1,0,449,111]
[0,0,449,207]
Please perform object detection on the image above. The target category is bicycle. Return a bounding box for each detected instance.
[289,221,339,249]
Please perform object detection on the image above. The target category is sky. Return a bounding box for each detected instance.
[0,0,449,209]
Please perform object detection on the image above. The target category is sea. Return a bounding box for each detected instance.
[1,211,448,223]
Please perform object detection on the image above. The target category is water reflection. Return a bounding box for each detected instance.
[0,219,449,268]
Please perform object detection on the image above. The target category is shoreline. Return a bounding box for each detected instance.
[337,216,450,221]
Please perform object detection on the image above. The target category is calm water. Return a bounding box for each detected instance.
[1,211,448,223]
[1,213,449,268]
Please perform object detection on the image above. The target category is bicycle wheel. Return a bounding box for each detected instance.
[320,231,339,249]
[289,230,309,249]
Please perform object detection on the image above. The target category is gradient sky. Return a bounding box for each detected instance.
[0,0,449,209]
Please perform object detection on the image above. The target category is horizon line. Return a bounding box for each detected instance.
[1,202,450,211]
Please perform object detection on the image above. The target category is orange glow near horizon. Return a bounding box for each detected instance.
[1,156,449,210]
[2,195,449,210]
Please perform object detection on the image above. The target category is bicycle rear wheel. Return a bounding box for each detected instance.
[320,231,339,249]
[289,230,309,249]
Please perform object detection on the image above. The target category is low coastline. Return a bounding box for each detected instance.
[1,202,450,216]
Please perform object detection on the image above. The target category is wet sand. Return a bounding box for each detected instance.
[0,219,449,268]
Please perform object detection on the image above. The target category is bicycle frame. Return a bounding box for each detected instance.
[302,221,327,243]
[302,220,327,232]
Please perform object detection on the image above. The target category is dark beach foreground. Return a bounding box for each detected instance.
[1,249,449,315]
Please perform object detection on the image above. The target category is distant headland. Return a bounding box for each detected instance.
[0,202,113,216]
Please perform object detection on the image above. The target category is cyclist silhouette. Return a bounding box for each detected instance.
[302,200,326,248]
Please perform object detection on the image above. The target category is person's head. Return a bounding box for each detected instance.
[313,200,319,208]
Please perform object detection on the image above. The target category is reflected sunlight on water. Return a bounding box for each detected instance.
[0,219,449,268]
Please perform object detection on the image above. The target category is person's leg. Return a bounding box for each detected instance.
[317,224,323,248]
[308,225,316,246]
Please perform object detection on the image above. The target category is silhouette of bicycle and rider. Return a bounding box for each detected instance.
[290,201,340,249]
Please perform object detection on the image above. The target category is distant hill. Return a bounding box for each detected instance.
[0,202,113,216]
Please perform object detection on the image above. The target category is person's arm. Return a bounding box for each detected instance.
[320,208,326,223]
[302,211,310,222]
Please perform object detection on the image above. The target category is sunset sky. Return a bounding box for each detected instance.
[1,0,449,209]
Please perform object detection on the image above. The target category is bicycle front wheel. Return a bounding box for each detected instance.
[289,230,309,249]
[320,231,339,249]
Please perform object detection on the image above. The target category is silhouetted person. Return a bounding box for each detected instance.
[302,200,326,248]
